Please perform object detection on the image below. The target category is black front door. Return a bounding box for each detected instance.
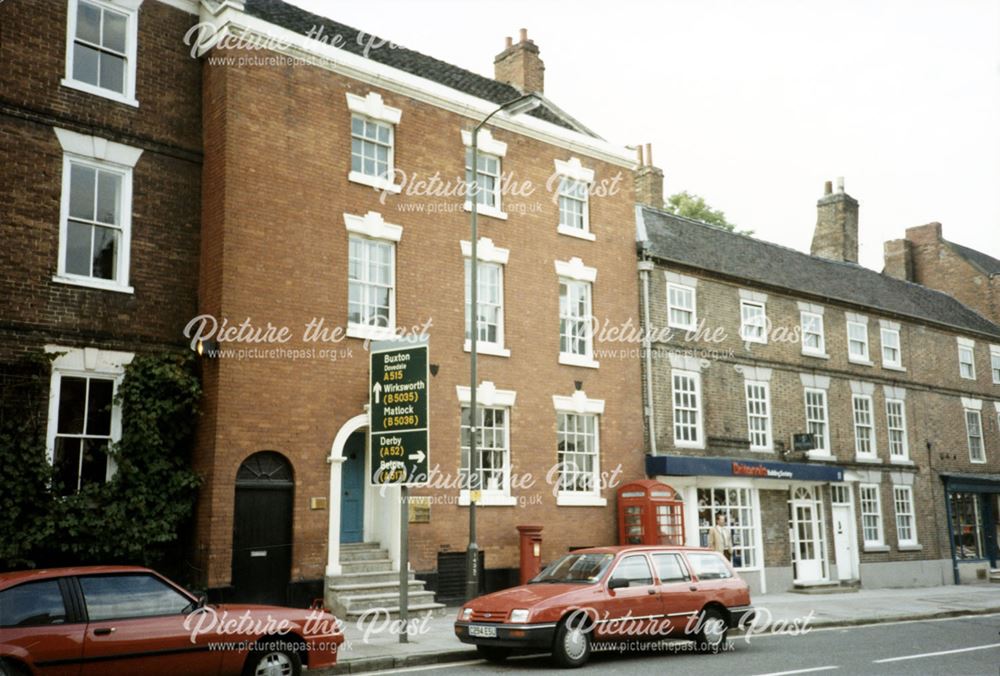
[232,451,294,604]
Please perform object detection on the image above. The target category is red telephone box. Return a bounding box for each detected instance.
[618,479,685,546]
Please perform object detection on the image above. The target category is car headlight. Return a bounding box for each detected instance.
[509,609,530,623]
[462,607,473,619]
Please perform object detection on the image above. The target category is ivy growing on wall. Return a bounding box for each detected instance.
[0,352,202,571]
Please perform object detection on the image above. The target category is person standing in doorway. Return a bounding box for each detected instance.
[708,513,732,561]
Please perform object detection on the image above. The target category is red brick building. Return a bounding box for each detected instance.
[635,170,1000,592]
[190,0,645,606]
[0,0,201,498]
[884,222,1000,327]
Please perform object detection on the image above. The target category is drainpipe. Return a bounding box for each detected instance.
[638,258,657,457]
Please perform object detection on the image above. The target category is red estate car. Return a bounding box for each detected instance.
[0,566,343,676]
[455,545,754,668]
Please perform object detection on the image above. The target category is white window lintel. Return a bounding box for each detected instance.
[552,390,605,415]
[55,127,143,167]
[344,211,403,242]
[346,91,402,124]
[961,397,983,411]
[456,381,517,408]
[460,238,509,265]
[461,128,507,157]
[555,257,597,283]
[553,157,595,183]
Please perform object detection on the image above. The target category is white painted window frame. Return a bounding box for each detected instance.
[800,311,826,357]
[859,483,884,547]
[880,327,902,369]
[744,380,773,451]
[462,128,508,221]
[672,369,704,449]
[893,485,918,547]
[852,394,877,460]
[804,387,831,457]
[554,157,596,241]
[343,211,402,341]
[461,238,510,357]
[958,338,976,380]
[965,407,985,464]
[847,320,871,364]
[740,300,767,344]
[667,282,697,331]
[44,345,134,490]
[62,0,141,107]
[346,92,403,193]
[885,398,909,462]
[54,128,142,294]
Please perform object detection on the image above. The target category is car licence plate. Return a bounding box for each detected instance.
[469,624,498,638]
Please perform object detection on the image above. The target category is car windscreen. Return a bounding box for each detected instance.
[529,553,613,583]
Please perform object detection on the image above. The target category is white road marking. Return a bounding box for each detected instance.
[751,667,839,676]
[742,611,1000,638]
[872,642,1000,664]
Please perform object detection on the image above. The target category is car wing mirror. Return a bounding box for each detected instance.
[608,578,630,591]
[194,593,207,610]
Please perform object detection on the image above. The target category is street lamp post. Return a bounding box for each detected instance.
[466,93,541,603]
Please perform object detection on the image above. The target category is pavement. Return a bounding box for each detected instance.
[313,583,1000,674]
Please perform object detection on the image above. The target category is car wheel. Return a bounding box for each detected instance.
[242,639,302,676]
[476,645,511,663]
[0,660,28,676]
[551,615,591,668]
[694,607,729,653]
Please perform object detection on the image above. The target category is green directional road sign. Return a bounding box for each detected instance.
[369,340,429,486]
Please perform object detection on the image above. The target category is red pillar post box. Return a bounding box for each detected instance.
[516,524,544,585]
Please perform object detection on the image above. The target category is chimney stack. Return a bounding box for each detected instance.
[811,177,859,263]
[494,29,545,93]
[633,143,664,208]
[883,238,914,281]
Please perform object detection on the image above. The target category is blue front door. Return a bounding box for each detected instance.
[340,432,365,543]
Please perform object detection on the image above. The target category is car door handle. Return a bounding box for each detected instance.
[647,588,657,595]
[93,627,116,636]
[689,586,698,591]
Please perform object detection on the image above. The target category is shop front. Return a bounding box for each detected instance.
[942,473,1000,584]
[646,455,846,595]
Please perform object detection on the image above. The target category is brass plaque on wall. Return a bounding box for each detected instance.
[408,496,431,523]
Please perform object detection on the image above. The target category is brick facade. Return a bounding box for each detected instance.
[0,0,202,364]
[886,222,1000,326]
[193,36,644,595]
[639,199,1000,592]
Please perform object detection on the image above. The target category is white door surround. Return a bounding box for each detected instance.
[790,485,827,583]
[831,484,859,581]
[325,412,401,578]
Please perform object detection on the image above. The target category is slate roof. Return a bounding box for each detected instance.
[947,241,1000,276]
[244,0,588,133]
[639,207,1000,338]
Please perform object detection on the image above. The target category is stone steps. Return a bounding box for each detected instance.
[326,543,446,619]
[340,559,394,574]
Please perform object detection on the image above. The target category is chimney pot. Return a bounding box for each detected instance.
[824,180,832,196]
[634,145,644,166]
[811,180,859,263]
[494,28,544,92]
[505,36,512,48]
[634,146,664,208]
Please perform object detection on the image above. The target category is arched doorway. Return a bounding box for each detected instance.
[232,451,294,604]
[340,432,366,543]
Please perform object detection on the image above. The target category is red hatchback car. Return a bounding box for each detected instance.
[455,545,754,668]
[0,566,343,676]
